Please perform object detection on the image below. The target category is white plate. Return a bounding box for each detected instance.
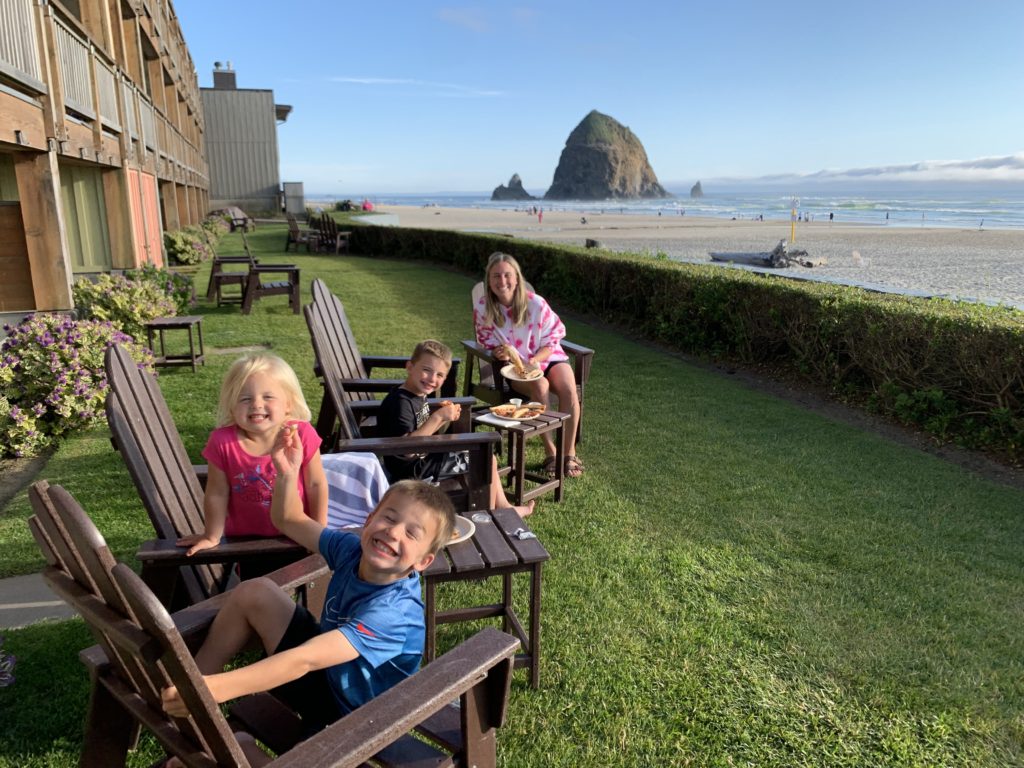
[476,412,521,428]
[449,515,476,543]
[500,363,543,383]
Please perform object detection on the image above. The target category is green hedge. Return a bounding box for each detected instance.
[349,224,1024,458]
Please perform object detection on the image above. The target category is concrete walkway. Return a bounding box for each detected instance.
[0,573,75,629]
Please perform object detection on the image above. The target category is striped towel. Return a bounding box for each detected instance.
[321,452,389,529]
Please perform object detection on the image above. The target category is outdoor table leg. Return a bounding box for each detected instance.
[424,578,437,662]
[529,560,543,688]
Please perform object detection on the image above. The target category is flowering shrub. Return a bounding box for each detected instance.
[201,214,230,243]
[164,226,212,265]
[0,313,153,458]
[0,635,14,688]
[73,273,178,339]
[124,263,194,315]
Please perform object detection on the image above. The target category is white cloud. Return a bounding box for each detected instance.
[807,154,1024,183]
[437,7,490,33]
[709,153,1024,186]
[327,76,502,97]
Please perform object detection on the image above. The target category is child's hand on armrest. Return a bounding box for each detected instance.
[176,532,221,556]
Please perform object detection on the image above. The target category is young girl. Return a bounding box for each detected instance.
[179,353,328,555]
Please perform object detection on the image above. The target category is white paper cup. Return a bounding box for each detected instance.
[509,398,522,407]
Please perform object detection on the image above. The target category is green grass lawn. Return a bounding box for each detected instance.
[1,225,1022,766]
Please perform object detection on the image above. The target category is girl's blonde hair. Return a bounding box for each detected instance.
[216,353,311,427]
[484,252,529,327]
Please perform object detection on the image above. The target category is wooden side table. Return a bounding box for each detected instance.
[144,315,205,373]
[473,410,570,503]
[423,507,549,688]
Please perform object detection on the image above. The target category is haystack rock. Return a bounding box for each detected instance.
[491,173,536,201]
[544,110,669,200]
[690,181,704,198]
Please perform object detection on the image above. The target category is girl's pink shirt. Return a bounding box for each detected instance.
[473,291,567,370]
[202,420,321,537]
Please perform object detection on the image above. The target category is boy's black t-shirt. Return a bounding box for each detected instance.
[376,387,446,481]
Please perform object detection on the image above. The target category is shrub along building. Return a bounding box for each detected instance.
[0,0,208,324]
[201,62,291,215]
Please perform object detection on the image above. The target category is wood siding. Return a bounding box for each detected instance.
[0,203,32,311]
[201,89,279,211]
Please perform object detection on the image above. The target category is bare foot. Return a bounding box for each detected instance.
[515,500,536,518]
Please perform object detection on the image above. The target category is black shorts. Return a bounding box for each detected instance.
[544,359,571,379]
[270,604,341,735]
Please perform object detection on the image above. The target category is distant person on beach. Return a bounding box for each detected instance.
[538,208,543,224]
[580,216,587,225]
[473,252,583,479]
[829,212,834,222]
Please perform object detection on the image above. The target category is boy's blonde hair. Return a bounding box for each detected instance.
[216,353,312,427]
[380,479,456,554]
[484,252,529,327]
[411,339,453,367]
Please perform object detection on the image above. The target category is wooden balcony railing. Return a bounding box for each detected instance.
[0,0,45,92]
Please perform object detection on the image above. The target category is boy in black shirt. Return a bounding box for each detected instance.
[377,340,534,517]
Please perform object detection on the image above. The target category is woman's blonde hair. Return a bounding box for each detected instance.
[216,352,312,427]
[484,252,528,327]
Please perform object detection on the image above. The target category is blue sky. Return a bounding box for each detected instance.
[174,1,1024,195]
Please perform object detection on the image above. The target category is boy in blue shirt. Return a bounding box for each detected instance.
[161,422,454,741]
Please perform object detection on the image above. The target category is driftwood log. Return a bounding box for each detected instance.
[710,239,825,268]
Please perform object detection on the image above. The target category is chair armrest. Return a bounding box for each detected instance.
[333,430,499,457]
[561,339,594,386]
[461,339,496,363]
[137,536,308,566]
[252,264,299,272]
[263,628,519,768]
[561,339,595,358]
[359,355,411,371]
[338,377,405,392]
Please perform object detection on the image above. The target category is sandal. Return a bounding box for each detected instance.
[564,455,585,478]
[541,455,558,479]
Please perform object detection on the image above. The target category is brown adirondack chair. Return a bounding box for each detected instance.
[314,213,351,254]
[305,278,458,436]
[27,480,521,768]
[285,213,317,252]
[207,230,300,313]
[464,281,595,443]
[304,292,497,512]
[104,343,312,610]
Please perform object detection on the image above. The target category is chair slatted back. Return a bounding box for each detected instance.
[28,481,252,767]
[104,344,223,603]
[304,298,365,443]
[309,278,375,400]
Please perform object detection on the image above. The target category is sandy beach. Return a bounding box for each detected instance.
[374,204,1024,309]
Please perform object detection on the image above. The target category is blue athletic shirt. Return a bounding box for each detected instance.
[317,528,425,714]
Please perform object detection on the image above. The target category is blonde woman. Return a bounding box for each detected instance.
[473,252,583,477]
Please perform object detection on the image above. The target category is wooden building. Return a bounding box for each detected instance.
[0,0,208,322]
[201,63,290,214]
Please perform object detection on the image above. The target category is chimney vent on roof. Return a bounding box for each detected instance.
[212,62,236,90]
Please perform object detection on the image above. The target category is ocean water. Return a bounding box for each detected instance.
[327,186,1024,231]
